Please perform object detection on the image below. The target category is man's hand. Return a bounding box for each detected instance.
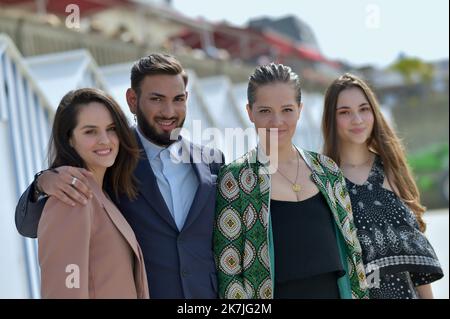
[37,166,94,206]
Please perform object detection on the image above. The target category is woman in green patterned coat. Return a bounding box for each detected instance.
[213,63,369,299]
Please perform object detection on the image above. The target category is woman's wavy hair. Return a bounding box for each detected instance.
[321,73,426,232]
[48,88,140,201]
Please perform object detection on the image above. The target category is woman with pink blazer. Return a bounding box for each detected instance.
[36,88,149,298]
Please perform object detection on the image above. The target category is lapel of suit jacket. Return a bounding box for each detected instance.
[101,196,141,258]
[134,130,179,230]
[181,142,213,232]
[89,176,141,258]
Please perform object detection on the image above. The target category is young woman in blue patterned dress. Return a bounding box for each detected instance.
[321,73,443,299]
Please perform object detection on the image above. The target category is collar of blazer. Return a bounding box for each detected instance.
[87,175,141,259]
[133,129,215,232]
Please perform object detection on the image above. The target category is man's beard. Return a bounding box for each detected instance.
[136,105,185,147]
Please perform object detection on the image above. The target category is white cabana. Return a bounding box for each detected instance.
[198,76,253,162]
[0,34,52,298]
[99,62,135,123]
[294,92,325,152]
[25,49,107,111]
[181,69,217,146]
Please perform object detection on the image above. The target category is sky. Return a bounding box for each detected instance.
[170,0,449,68]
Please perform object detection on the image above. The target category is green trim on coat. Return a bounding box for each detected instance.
[213,147,369,299]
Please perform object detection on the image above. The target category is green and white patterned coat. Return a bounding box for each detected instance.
[213,147,369,299]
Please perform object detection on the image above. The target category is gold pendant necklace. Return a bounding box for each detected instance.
[276,150,301,193]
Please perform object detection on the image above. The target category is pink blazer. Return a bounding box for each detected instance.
[38,176,149,299]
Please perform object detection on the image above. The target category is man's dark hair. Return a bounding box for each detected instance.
[247,63,301,107]
[130,53,188,95]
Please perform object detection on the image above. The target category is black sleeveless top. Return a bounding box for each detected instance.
[270,192,345,299]
[346,155,443,299]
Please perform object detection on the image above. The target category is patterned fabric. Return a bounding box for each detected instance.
[346,155,443,299]
[214,147,369,299]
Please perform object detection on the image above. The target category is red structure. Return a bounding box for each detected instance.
[173,23,339,68]
[0,0,132,16]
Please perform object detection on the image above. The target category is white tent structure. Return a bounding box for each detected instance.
[231,82,253,128]
[294,92,325,153]
[231,82,258,155]
[198,76,253,162]
[100,62,136,123]
[0,34,52,298]
[25,49,108,111]
[181,70,217,147]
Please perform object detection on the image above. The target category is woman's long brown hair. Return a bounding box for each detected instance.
[48,88,140,201]
[321,73,426,232]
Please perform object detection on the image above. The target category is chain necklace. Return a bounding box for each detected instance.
[276,151,301,193]
[342,154,373,168]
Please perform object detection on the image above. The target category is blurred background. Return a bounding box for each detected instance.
[0,0,448,298]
